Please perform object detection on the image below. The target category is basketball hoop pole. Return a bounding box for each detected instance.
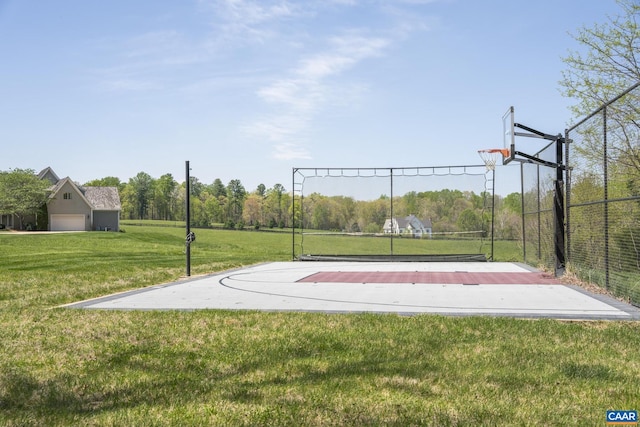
[554,135,566,276]
[488,109,568,275]
[514,123,566,275]
[509,119,567,276]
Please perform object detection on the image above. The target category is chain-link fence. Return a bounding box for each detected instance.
[566,82,640,306]
[520,82,640,306]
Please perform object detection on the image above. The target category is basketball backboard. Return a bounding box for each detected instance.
[500,106,517,165]
[480,106,566,169]
[496,106,562,168]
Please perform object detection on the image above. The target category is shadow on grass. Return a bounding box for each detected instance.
[0,330,445,424]
[2,312,635,425]
[560,362,620,381]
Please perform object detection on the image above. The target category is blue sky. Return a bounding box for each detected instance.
[0,0,622,196]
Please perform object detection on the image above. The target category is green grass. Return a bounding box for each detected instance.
[1,227,639,426]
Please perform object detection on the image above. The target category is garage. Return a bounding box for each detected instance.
[50,214,85,231]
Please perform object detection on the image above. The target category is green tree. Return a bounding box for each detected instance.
[358,198,389,233]
[119,184,136,220]
[211,179,226,198]
[567,173,607,269]
[212,195,226,224]
[289,194,302,228]
[503,192,522,214]
[265,184,286,228]
[561,0,640,174]
[189,176,205,199]
[561,0,640,114]
[311,196,331,230]
[457,208,482,233]
[402,191,419,215]
[154,174,177,221]
[225,179,246,224]
[243,194,263,227]
[190,196,208,227]
[128,172,154,220]
[279,192,292,228]
[0,168,51,229]
[84,176,123,192]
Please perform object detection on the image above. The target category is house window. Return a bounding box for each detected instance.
[63,192,72,200]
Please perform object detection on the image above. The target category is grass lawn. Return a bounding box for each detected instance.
[1,226,639,425]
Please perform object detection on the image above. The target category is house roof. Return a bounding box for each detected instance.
[384,215,432,229]
[83,187,121,210]
[48,177,121,211]
[49,177,94,208]
[37,167,60,184]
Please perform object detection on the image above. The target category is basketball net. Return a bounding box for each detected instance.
[478,149,509,171]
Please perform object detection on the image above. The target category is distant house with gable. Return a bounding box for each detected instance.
[382,215,432,238]
[0,167,121,231]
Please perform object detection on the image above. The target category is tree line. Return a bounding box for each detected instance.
[86,173,291,230]
[87,172,523,238]
[0,169,524,238]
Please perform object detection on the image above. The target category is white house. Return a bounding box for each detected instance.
[382,215,432,238]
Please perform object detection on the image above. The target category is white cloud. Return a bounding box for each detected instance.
[101,78,161,92]
[215,0,296,25]
[249,31,392,159]
[244,111,310,142]
[205,0,301,44]
[273,142,312,160]
[89,0,432,160]
[91,30,212,93]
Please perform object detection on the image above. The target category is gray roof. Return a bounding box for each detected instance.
[48,177,121,211]
[82,187,121,210]
[37,166,60,184]
[48,177,70,195]
[384,215,432,229]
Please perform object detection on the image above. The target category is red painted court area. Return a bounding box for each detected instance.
[298,271,562,285]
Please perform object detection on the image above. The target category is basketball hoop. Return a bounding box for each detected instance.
[478,148,510,171]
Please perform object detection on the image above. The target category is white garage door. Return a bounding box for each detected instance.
[51,214,85,231]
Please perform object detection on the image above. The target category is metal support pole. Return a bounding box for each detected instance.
[565,130,571,265]
[491,168,495,261]
[292,168,295,260]
[520,163,526,263]
[186,161,191,277]
[554,138,566,276]
[537,165,541,262]
[512,119,568,274]
[603,106,610,290]
[390,168,394,256]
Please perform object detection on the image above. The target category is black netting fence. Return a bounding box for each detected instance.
[292,166,495,261]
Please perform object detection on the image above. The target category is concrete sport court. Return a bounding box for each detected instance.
[64,261,640,320]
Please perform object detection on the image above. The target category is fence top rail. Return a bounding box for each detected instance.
[293,165,487,173]
[566,81,640,133]
[569,195,640,208]
[293,165,489,178]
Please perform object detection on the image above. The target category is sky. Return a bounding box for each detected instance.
[0,0,625,196]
